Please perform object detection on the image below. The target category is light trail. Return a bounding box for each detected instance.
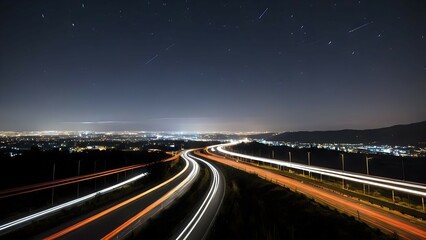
[175,151,221,240]
[100,150,200,240]
[0,165,146,199]
[0,155,179,199]
[0,172,148,233]
[197,150,426,240]
[215,143,426,197]
[0,165,139,195]
[290,164,426,191]
[44,153,191,240]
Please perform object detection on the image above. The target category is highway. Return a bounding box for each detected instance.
[0,154,179,199]
[216,144,426,196]
[0,172,148,234]
[174,150,225,240]
[199,146,426,240]
[27,153,199,240]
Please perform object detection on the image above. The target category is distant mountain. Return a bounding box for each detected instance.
[268,121,426,146]
[246,133,276,140]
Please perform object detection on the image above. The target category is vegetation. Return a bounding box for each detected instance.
[128,164,211,239]
[208,163,393,240]
[232,142,426,217]
[232,142,426,183]
[268,120,426,146]
[0,148,170,219]
[1,151,183,240]
[0,147,170,189]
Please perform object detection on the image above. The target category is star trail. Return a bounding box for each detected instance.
[0,0,425,132]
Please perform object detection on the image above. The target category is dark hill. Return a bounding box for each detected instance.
[268,121,426,146]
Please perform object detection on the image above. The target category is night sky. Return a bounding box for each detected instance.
[1,0,425,132]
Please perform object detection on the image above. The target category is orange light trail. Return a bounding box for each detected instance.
[101,151,199,240]
[0,154,178,199]
[43,154,184,240]
[197,149,426,240]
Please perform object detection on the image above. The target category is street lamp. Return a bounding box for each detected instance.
[341,154,345,189]
[401,158,406,181]
[51,163,55,206]
[307,152,311,177]
[77,159,81,197]
[365,156,373,194]
[288,151,292,173]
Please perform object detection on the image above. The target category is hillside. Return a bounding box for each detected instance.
[268,121,426,146]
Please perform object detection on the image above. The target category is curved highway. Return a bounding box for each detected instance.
[174,150,225,240]
[200,145,426,240]
[30,153,199,240]
[0,155,179,200]
[216,144,426,196]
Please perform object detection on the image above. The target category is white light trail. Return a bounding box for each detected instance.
[176,151,221,240]
[178,151,201,197]
[0,172,148,232]
[215,144,426,197]
[108,151,201,239]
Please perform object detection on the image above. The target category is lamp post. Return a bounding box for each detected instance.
[94,160,97,190]
[77,159,81,197]
[51,163,55,205]
[288,152,292,173]
[401,158,406,181]
[307,152,311,178]
[124,159,127,178]
[365,156,372,194]
[341,154,345,189]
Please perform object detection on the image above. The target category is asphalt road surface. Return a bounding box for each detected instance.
[198,148,426,240]
[33,155,197,240]
[173,150,225,240]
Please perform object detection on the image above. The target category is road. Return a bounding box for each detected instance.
[198,148,426,240]
[0,154,179,199]
[216,144,426,196]
[174,150,225,240]
[33,153,199,240]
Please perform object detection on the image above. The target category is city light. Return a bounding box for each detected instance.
[215,143,426,197]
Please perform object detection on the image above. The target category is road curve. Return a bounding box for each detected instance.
[217,144,426,196]
[0,155,179,200]
[199,148,426,240]
[173,150,225,240]
[33,153,198,240]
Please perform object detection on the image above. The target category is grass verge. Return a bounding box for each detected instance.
[127,164,210,239]
[207,162,394,240]
[1,158,183,240]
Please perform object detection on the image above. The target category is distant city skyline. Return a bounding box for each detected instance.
[1,1,425,132]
